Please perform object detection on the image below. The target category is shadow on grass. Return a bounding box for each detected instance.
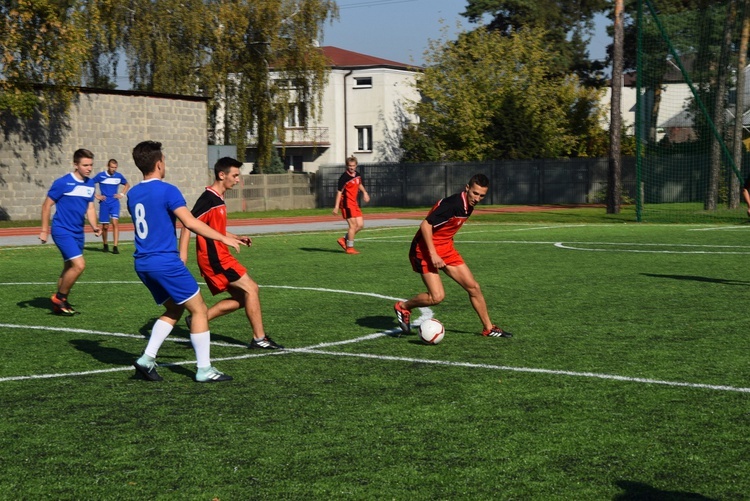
[641,273,750,286]
[356,315,396,331]
[613,480,716,500]
[299,247,346,253]
[17,296,53,312]
[69,338,196,380]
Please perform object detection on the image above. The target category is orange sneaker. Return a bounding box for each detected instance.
[337,237,347,251]
[51,295,77,316]
[345,247,360,254]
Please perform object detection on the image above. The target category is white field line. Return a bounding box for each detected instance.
[2,322,749,393]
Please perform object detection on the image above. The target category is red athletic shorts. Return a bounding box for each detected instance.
[341,206,362,219]
[201,261,247,296]
[409,242,465,274]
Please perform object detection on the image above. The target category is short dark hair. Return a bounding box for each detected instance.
[346,155,358,165]
[107,158,118,166]
[132,141,163,175]
[468,173,489,188]
[73,149,94,164]
[214,157,243,180]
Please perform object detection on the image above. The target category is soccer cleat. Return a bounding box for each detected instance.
[50,295,77,316]
[249,336,284,350]
[337,237,347,251]
[195,366,233,383]
[112,246,119,254]
[103,244,109,253]
[185,314,192,331]
[345,247,360,255]
[482,325,513,338]
[394,301,411,334]
[133,358,163,381]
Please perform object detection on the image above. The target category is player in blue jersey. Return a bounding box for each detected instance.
[93,158,129,254]
[127,140,244,383]
[40,149,102,316]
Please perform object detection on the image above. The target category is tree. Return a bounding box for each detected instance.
[461,0,609,84]
[402,27,607,162]
[0,0,91,118]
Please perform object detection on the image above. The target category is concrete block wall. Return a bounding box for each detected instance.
[0,89,211,221]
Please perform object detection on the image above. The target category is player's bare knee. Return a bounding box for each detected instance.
[428,292,445,305]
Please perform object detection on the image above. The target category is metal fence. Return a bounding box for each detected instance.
[316,158,637,208]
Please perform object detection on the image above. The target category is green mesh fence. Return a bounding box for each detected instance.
[636,0,748,223]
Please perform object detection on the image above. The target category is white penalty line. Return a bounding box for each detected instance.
[2,322,749,393]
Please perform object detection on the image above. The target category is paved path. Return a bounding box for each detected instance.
[0,212,426,247]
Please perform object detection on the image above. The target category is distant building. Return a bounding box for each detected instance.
[216,46,422,173]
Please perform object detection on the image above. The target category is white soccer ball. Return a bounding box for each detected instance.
[419,318,445,345]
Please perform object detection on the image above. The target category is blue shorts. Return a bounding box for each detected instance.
[52,230,84,261]
[98,199,121,224]
[136,264,201,306]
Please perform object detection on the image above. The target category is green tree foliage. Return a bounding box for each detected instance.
[461,0,608,84]
[402,28,607,162]
[0,0,90,118]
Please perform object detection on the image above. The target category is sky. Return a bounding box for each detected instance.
[321,0,611,66]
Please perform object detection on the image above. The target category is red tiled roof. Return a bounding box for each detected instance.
[320,46,420,70]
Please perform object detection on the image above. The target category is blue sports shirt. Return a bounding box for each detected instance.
[93,171,128,199]
[46,173,96,234]
[127,179,186,270]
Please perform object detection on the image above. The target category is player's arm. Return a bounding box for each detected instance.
[86,202,102,237]
[743,185,750,217]
[117,182,130,199]
[359,183,370,204]
[174,206,242,252]
[419,219,445,269]
[39,196,55,243]
[178,226,191,264]
[332,191,342,215]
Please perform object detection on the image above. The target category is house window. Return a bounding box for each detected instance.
[353,76,372,88]
[285,103,306,128]
[356,126,373,152]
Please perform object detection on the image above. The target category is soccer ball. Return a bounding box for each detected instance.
[419,318,445,345]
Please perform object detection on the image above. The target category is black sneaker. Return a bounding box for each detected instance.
[103,244,109,253]
[249,336,284,350]
[112,246,119,254]
[195,366,233,383]
[482,325,513,338]
[394,301,411,334]
[133,359,163,381]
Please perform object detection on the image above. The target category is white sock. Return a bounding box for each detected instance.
[144,319,173,359]
[347,239,354,248]
[190,331,211,369]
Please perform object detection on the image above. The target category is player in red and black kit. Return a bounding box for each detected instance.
[394,173,513,339]
[179,157,283,350]
[332,155,370,254]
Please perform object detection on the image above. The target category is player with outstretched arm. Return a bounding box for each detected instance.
[127,141,243,383]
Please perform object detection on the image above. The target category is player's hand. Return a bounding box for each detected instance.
[432,257,446,269]
[239,236,252,247]
[93,227,102,237]
[363,193,370,203]
[746,208,750,218]
[223,235,242,253]
[39,231,47,244]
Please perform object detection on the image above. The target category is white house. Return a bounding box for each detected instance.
[242,46,422,172]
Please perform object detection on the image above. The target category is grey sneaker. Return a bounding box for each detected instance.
[249,336,284,350]
[195,366,232,383]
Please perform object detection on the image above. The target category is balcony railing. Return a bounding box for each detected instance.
[245,127,330,147]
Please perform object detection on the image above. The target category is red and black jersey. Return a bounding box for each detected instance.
[190,187,239,280]
[337,171,363,209]
[412,190,473,251]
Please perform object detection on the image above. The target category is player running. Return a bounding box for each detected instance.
[393,173,513,339]
[179,157,283,350]
[39,149,102,315]
[127,141,243,383]
[93,158,129,254]
[332,155,370,254]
